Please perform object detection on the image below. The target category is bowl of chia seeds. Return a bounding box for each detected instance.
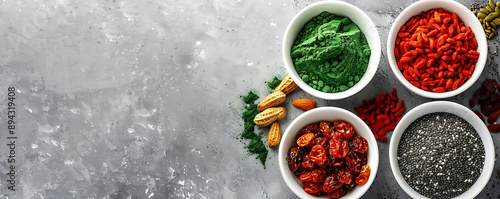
[389,101,495,199]
[282,0,381,100]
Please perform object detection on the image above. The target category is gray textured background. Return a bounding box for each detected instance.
[0,0,498,198]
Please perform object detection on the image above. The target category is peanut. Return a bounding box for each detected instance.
[254,107,286,127]
[274,75,298,94]
[268,121,281,147]
[257,91,286,111]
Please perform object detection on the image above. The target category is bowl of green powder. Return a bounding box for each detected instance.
[282,1,381,100]
[389,101,495,198]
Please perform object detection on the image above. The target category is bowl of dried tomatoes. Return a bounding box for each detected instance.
[278,107,379,198]
[387,0,487,99]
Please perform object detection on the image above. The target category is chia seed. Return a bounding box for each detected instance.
[397,112,485,199]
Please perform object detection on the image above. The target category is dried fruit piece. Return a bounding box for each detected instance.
[268,121,281,147]
[297,133,315,147]
[254,107,286,127]
[309,145,327,166]
[488,124,500,132]
[349,136,368,154]
[355,165,371,185]
[257,91,286,111]
[334,120,354,138]
[287,147,302,172]
[488,109,500,124]
[274,75,298,94]
[323,174,343,193]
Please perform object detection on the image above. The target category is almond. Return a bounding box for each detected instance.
[268,121,281,147]
[292,99,317,111]
[257,91,286,111]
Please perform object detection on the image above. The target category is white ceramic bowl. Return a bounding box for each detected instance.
[389,101,495,198]
[278,107,379,199]
[387,0,487,99]
[282,1,381,100]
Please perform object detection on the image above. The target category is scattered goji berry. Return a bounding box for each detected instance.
[354,89,406,141]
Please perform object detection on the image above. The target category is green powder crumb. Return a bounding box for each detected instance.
[239,90,268,168]
[290,11,371,93]
[266,76,281,90]
[241,91,259,104]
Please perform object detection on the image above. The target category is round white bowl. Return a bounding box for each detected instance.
[387,0,487,99]
[278,107,379,199]
[282,0,381,100]
[389,101,495,198]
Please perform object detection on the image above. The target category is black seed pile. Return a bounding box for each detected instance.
[397,112,485,199]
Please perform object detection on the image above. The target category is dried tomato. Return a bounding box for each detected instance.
[287,147,302,172]
[328,133,343,158]
[334,121,354,138]
[309,145,327,166]
[314,137,329,150]
[299,171,313,182]
[296,124,319,140]
[336,166,352,184]
[349,136,369,154]
[330,156,343,166]
[311,168,327,183]
[319,122,335,138]
[345,151,362,173]
[303,182,323,194]
[343,180,356,191]
[320,121,330,133]
[294,166,306,177]
[359,151,368,165]
[355,165,371,185]
[323,174,343,193]
[297,133,315,147]
[341,139,349,157]
[302,154,315,170]
[326,188,346,199]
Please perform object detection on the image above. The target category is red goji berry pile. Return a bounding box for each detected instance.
[354,88,406,141]
[395,8,480,93]
[469,79,500,132]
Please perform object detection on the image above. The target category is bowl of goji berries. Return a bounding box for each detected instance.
[279,107,379,198]
[387,0,487,99]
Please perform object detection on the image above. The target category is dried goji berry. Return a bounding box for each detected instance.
[488,109,500,124]
[487,124,500,133]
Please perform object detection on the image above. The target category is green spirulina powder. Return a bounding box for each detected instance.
[240,91,268,168]
[291,12,371,93]
[266,76,281,90]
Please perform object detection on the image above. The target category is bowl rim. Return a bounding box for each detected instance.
[282,0,381,100]
[386,0,487,99]
[388,101,495,198]
[278,106,380,199]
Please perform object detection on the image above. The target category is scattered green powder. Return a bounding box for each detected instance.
[291,11,371,93]
[240,91,268,168]
[266,76,281,90]
[242,91,259,104]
